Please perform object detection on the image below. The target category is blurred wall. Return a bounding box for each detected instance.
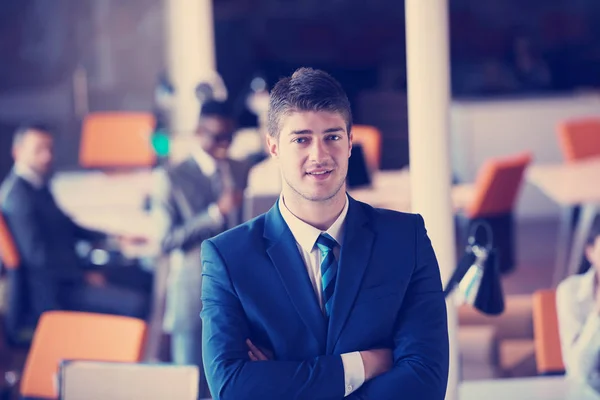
[0,0,164,170]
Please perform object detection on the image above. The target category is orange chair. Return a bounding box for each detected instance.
[351,125,382,172]
[465,152,532,219]
[460,152,532,273]
[0,211,19,271]
[532,289,565,375]
[0,211,33,346]
[79,112,157,169]
[20,311,147,399]
[557,118,600,162]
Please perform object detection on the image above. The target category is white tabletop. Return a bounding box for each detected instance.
[460,376,600,400]
[527,157,600,206]
[51,170,158,245]
[52,170,154,210]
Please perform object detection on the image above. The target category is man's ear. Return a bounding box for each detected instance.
[266,134,279,158]
[348,131,353,158]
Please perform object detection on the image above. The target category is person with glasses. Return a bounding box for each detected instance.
[152,100,250,398]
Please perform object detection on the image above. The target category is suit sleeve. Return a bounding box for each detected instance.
[350,214,449,400]
[152,169,223,253]
[47,188,107,243]
[201,239,347,400]
[66,214,107,243]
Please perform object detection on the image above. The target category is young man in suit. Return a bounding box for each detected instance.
[0,125,151,321]
[152,100,250,397]
[200,68,449,399]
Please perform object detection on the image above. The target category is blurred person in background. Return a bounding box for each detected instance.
[152,100,250,398]
[0,125,152,322]
[557,219,600,390]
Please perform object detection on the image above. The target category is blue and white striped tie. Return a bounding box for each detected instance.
[316,233,338,318]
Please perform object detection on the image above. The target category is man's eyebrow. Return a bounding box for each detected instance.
[289,127,345,135]
[323,127,345,134]
[289,129,313,135]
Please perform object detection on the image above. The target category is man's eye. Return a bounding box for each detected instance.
[294,137,308,144]
[327,135,341,141]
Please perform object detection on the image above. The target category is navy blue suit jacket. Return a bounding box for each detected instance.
[200,196,449,400]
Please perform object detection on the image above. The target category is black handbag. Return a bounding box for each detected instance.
[444,220,505,315]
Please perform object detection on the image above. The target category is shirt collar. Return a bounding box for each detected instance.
[192,147,217,176]
[279,194,349,252]
[577,267,597,303]
[13,163,44,189]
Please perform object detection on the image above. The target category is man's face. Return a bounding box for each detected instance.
[267,111,352,203]
[13,129,54,177]
[196,116,235,160]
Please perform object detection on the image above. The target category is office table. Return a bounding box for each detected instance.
[460,376,600,400]
[527,157,600,285]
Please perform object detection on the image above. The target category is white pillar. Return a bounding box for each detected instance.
[405,1,459,399]
[165,0,216,135]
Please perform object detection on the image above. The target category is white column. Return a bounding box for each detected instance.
[405,1,459,400]
[165,0,216,135]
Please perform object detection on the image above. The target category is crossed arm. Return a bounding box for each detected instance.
[200,215,449,400]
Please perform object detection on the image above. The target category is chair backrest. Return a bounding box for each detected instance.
[21,311,147,399]
[59,361,199,400]
[351,125,382,171]
[243,191,279,222]
[532,289,565,375]
[0,211,19,270]
[79,112,157,169]
[0,210,35,345]
[557,118,600,162]
[466,152,532,218]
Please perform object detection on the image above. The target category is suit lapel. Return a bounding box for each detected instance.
[327,197,374,353]
[264,203,327,350]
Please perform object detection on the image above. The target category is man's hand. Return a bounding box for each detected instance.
[84,271,107,287]
[360,349,393,381]
[246,339,274,361]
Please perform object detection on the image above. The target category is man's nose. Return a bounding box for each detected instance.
[308,139,328,162]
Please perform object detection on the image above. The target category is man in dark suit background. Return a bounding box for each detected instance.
[0,125,150,322]
[200,68,449,399]
[152,100,250,397]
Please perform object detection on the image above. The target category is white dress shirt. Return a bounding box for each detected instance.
[279,195,365,397]
[557,267,600,390]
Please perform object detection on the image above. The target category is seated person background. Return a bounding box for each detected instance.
[0,125,152,321]
[557,219,600,389]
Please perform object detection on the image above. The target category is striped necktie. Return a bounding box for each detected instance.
[316,233,338,319]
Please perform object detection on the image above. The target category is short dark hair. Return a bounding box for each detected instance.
[267,67,352,139]
[12,124,53,149]
[200,100,233,120]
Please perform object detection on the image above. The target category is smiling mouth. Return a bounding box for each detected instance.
[306,170,332,175]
